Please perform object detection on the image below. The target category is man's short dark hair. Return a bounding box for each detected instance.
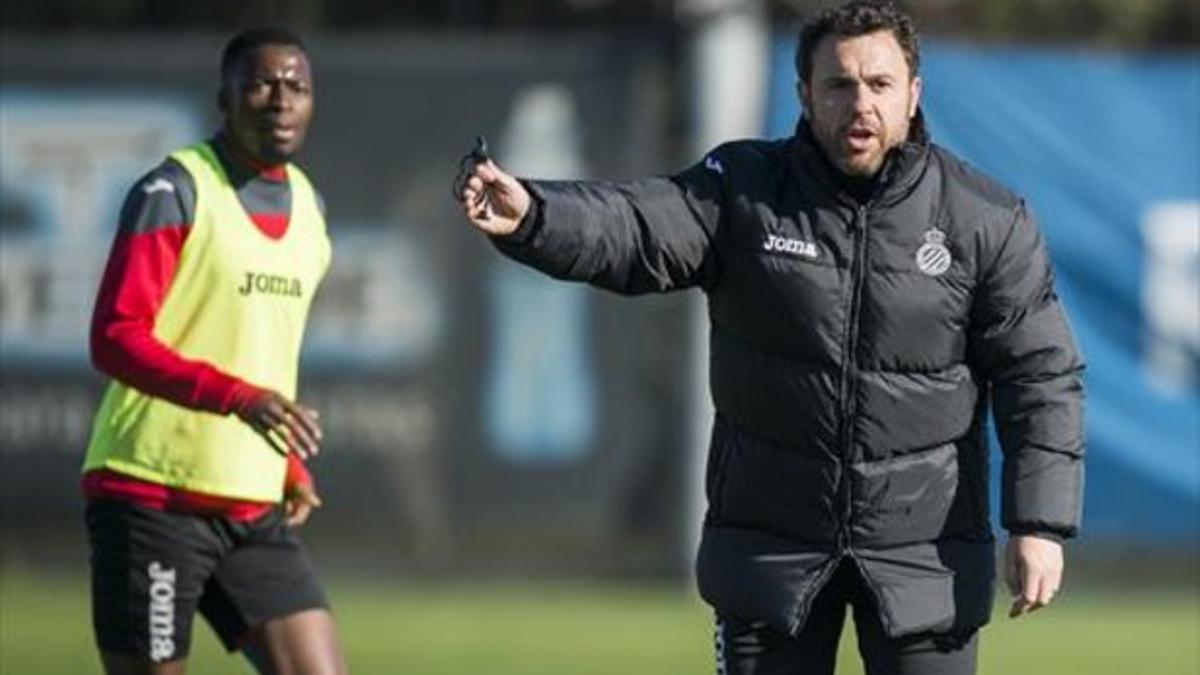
[795,1,920,85]
[220,27,307,85]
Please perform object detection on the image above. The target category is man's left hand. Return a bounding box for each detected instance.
[1006,534,1063,618]
[285,482,323,527]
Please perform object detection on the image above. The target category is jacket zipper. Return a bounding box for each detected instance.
[837,205,869,554]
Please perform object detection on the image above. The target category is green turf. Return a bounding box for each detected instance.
[1,568,1195,674]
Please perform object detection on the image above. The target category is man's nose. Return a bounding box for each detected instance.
[851,83,873,113]
[268,83,291,109]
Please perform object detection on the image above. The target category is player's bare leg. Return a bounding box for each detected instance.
[241,608,347,675]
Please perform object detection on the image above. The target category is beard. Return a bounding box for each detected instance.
[838,144,888,177]
[805,96,914,178]
[815,119,907,178]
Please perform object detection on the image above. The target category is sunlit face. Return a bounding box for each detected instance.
[800,30,921,177]
[220,44,314,165]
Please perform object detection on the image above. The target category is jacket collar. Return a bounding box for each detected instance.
[791,108,930,208]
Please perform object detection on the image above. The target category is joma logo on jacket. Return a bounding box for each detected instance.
[762,233,818,259]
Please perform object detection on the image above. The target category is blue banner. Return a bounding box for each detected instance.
[767,39,1200,543]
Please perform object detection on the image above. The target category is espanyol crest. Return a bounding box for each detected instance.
[916,228,952,276]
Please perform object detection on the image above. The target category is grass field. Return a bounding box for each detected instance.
[1,568,1196,674]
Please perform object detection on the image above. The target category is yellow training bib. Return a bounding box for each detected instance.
[82,142,331,501]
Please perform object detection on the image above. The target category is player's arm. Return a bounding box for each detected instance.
[90,162,321,459]
[459,150,726,295]
[969,200,1085,618]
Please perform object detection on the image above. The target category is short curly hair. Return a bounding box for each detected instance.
[220,27,307,86]
[795,1,920,85]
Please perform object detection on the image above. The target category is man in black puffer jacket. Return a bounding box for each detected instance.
[456,2,1084,673]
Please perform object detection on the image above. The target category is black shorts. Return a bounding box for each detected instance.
[714,560,978,675]
[85,498,329,663]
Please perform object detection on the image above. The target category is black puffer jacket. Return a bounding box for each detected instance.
[492,119,1085,638]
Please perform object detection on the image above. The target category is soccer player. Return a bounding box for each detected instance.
[457,2,1084,674]
[82,28,347,675]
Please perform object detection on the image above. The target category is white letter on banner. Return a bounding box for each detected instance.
[1142,202,1200,394]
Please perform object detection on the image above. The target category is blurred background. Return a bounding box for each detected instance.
[1,1,1197,673]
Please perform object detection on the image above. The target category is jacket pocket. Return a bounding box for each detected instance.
[696,525,837,636]
[855,543,955,637]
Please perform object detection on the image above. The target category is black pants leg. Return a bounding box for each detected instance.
[715,560,978,675]
[851,595,978,675]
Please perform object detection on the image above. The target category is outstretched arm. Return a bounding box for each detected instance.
[458,149,726,295]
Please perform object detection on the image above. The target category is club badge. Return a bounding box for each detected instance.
[916,228,952,276]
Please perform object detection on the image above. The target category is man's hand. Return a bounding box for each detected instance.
[458,158,531,237]
[1006,534,1064,618]
[284,481,323,527]
[234,389,323,460]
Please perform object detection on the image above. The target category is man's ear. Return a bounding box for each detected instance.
[908,75,922,118]
[217,86,229,114]
[797,80,811,115]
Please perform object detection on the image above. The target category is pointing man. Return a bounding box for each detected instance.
[458,2,1084,673]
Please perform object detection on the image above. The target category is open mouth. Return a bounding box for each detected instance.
[845,127,877,151]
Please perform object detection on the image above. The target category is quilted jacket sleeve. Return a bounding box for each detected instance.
[489,151,728,295]
[971,200,1086,539]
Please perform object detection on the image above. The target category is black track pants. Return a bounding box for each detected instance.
[714,560,978,675]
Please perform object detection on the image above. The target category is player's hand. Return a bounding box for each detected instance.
[235,389,323,460]
[459,159,530,237]
[1006,534,1064,618]
[284,481,323,527]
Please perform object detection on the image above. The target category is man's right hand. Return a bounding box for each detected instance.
[234,389,323,460]
[458,159,531,237]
